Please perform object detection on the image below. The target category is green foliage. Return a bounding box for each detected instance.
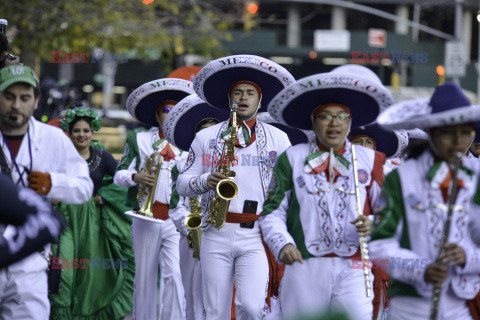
[1,0,232,65]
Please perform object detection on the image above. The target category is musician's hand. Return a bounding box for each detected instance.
[207,172,227,190]
[440,243,466,267]
[351,215,372,237]
[279,243,304,265]
[94,194,104,206]
[133,172,155,188]
[424,263,449,288]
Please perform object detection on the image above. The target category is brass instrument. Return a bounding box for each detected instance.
[429,152,462,320]
[208,100,239,230]
[136,152,162,217]
[185,197,202,260]
[351,144,372,298]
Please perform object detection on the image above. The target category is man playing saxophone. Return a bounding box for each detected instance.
[164,93,228,320]
[113,78,194,320]
[175,55,294,320]
[260,65,391,320]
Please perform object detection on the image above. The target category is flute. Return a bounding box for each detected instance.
[429,152,462,320]
[351,144,372,297]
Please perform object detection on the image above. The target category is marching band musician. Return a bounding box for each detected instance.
[113,79,194,320]
[370,83,480,320]
[260,64,393,320]
[164,94,228,320]
[175,55,294,319]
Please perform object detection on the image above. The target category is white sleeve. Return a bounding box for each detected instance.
[113,158,138,188]
[169,196,190,236]
[259,190,296,262]
[176,135,210,198]
[48,136,93,204]
[369,221,431,291]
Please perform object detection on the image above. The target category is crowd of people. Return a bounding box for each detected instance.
[1,49,480,320]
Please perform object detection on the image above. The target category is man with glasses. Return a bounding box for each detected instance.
[260,65,393,319]
[114,78,194,320]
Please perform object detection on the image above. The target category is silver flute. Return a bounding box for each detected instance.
[429,152,462,320]
[351,144,372,297]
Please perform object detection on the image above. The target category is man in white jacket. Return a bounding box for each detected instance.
[175,55,294,319]
[0,65,93,319]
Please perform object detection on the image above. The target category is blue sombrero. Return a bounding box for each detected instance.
[256,112,313,146]
[348,123,408,158]
[378,83,480,130]
[163,94,229,151]
[126,78,195,127]
[193,55,295,112]
[268,64,393,130]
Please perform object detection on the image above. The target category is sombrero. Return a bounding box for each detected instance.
[377,82,480,130]
[268,64,393,130]
[126,78,195,127]
[256,112,313,146]
[193,54,295,112]
[349,123,408,158]
[163,94,229,151]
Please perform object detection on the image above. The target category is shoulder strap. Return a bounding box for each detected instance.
[0,145,12,180]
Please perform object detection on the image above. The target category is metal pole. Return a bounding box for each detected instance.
[477,1,480,103]
[412,2,421,42]
[453,0,464,85]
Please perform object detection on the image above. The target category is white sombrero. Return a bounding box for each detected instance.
[163,94,229,152]
[126,78,195,127]
[377,83,480,130]
[349,123,408,158]
[268,64,393,130]
[193,54,295,112]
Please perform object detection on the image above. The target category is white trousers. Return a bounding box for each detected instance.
[201,223,269,320]
[388,287,473,320]
[179,235,204,320]
[280,256,373,320]
[0,253,49,320]
[131,217,185,320]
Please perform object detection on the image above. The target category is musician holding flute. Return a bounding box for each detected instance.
[260,64,392,320]
[370,83,480,320]
[175,55,294,319]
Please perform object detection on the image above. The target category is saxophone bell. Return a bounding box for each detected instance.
[185,197,203,260]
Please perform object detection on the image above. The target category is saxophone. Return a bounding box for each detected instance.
[208,100,239,230]
[136,152,162,218]
[185,197,202,260]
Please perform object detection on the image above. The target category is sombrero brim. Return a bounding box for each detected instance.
[377,99,480,130]
[163,94,229,151]
[256,112,311,145]
[126,78,195,127]
[194,55,295,112]
[349,125,408,158]
[269,72,393,130]
[135,90,193,127]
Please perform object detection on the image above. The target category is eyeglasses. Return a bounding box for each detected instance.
[316,112,351,124]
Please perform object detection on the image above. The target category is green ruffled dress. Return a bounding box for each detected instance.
[49,173,134,320]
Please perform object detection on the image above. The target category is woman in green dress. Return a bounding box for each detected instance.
[49,106,134,320]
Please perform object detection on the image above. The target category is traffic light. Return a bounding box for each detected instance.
[436,65,445,86]
[243,1,258,31]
